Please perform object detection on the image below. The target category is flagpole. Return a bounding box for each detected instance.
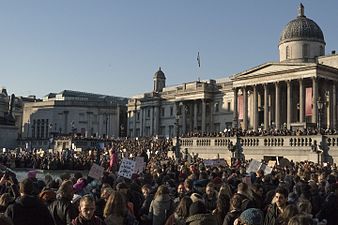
[197,51,201,81]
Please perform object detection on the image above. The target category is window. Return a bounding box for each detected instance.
[286,46,290,59]
[137,112,140,121]
[303,44,309,58]
[147,109,150,118]
[169,125,174,137]
[227,102,231,112]
[161,107,165,117]
[170,106,173,116]
[214,102,219,112]
[160,126,166,135]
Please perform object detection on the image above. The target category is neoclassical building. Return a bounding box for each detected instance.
[22,90,128,140]
[127,4,338,137]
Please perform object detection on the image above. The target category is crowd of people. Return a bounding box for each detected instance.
[182,127,338,138]
[0,137,173,170]
[0,137,337,225]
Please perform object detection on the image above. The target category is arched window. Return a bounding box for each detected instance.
[286,46,290,59]
[303,44,309,58]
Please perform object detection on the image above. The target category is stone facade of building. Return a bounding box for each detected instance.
[127,4,338,137]
[22,90,128,140]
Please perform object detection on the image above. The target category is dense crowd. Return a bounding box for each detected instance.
[0,137,337,225]
[182,127,338,138]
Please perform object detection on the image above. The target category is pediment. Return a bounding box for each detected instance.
[232,62,314,80]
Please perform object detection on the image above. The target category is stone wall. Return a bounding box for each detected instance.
[0,125,18,149]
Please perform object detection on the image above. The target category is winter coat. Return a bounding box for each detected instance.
[264,203,282,225]
[48,197,78,225]
[148,194,173,225]
[186,213,217,225]
[316,192,338,225]
[164,212,186,225]
[105,213,138,225]
[222,210,241,225]
[5,195,54,225]
[72,215,105,225]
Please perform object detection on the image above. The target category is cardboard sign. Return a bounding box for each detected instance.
[246,160,262,173]
[118,159,136,179]
[203,159,227,167]
[134,157,146,173]
[88,163,105,180]
[247,160,273,175]
[268,160,276,168]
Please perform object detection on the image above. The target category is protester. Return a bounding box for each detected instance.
[72,195,104,225]
[48,180,78,225]
[5,178,54,225]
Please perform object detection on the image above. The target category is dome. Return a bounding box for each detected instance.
[153,67,166,79]
[279,4,325,45]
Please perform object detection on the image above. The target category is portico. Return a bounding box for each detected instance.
[232,64,338,130]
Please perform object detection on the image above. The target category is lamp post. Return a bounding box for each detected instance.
[317,97,324,131]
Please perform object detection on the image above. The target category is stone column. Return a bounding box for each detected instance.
[140,107,144,136]
[299,79,304,123]
[154,106,159,135]
[326,83,331,129]
[202,99,206,132]
[210,101,214,132]
[253,85,258,131]
[182,102,187,134]
[233,88,238,128]
[194,101,198,130]
[133,110,137,137]
[243,87,248,130]
[312,78,318,124]
[333,83,337,129]
[287,80,292,129]
[275,82,280,129]
[264,84,269,130]
[150,107,154,135]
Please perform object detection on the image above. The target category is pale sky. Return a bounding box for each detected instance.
[1,1,337,98]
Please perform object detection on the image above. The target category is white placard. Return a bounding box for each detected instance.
[88,163,105,180]
[118,159,136,179]
[134,157,146,173]
[246,159,262,174]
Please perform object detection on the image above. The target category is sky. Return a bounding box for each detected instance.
[1,1,338,99]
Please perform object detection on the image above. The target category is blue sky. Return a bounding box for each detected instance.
[0,1,337,98]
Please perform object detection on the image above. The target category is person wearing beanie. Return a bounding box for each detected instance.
[234,208,263,225]
[186,201,217,225]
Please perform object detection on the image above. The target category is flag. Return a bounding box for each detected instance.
[197,52,201,67]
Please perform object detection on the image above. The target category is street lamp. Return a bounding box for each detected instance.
[317,97,324,131]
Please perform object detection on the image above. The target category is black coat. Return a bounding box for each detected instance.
[48,197,78,225]
[5,195,54,225]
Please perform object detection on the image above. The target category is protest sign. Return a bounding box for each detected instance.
[246,159,262,173]
[88,163,104,180]
[118,159,136,179]
[134,157,146,173]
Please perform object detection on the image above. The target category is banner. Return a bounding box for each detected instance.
[305,87,313,116]
[238,95,243,120]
